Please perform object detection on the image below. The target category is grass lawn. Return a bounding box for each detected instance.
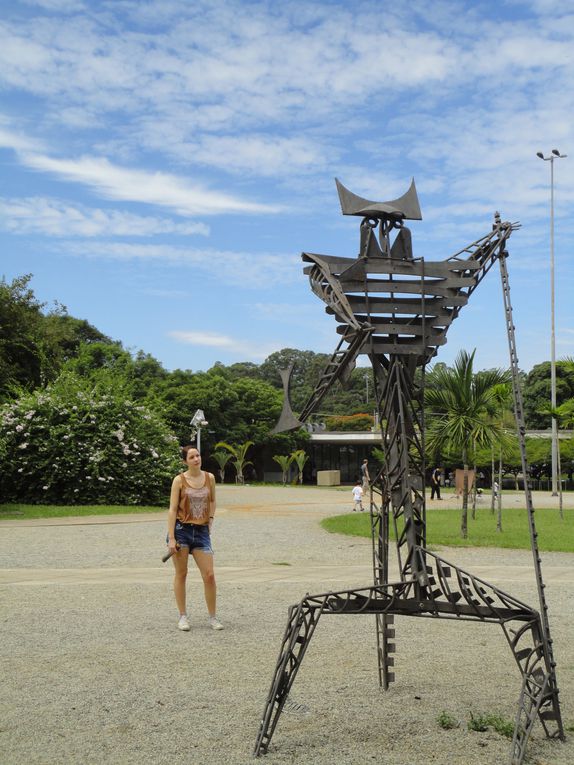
[321,507,574,553]
[0,504,164,520]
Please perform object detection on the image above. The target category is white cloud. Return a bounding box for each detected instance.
[0,197,210,237]
[168,329,279,360]
[17,151,282,216]
[59,240,300,288]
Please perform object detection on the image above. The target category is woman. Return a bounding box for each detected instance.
[166,445,223,631]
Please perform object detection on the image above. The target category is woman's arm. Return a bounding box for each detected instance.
[167,476,180,552]
[208,472,216,530]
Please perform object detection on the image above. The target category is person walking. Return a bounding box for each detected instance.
[166,445,224,631]
[430,466,442,500]
[360,458,370,491]
[352,480,364,512]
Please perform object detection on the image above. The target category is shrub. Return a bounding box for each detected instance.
[437,711,459,730]
[324,413,374,432]
[0,373,180,505]
[468,712,514,738]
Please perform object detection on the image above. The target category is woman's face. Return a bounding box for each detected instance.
[185,448,201,469]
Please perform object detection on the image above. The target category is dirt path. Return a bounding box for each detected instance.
[1,486,573,764]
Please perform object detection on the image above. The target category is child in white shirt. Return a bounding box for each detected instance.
[352,481,364,512]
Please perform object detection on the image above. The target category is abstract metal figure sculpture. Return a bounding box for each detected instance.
[255,179,564,765]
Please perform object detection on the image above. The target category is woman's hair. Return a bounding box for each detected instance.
[181,444,200,460]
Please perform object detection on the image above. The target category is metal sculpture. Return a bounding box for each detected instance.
[254,179,564,765]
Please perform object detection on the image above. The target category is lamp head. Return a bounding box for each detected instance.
[552,149,561,156]
[536,152,544,159]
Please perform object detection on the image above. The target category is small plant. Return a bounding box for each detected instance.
[468,712,490,732]
[437,710,459,730]
[468,712,514,738]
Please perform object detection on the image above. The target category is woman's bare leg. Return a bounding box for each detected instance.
[192,550,216,616]
[172,546,189,614]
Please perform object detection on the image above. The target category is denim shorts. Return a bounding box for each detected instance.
[168,521,213,554]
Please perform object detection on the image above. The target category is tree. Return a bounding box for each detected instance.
[210,451,233,483]
[273,454,294,485]
[214,441,254,484]
[0,274,116,401]
[425,349,512,538]
[522,361,574,428]
[290,449,309,484]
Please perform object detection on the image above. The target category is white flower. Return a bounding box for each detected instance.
[17,468,23,473]
[42,485,48,490]
[19,443,28,449]
[15,424,24,432]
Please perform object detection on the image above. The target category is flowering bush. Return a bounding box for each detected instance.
[0,373,181,505]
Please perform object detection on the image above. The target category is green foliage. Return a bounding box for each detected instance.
[522,361,574,428]
[273,454,294,485]
[214,440,254,482]
[290,449,309,484]
[437,711,459,730]
[0,274,113,401]
[156,369,285,448]
[425,349,512,537]
[468,712,514,738]
[210,451,233,483]
[372,447,385,465]
[324,413,374,432]
[0,372,180,504]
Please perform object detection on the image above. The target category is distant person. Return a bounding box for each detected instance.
[360,458,370,491]
[430,466,442,500]
[493,480,500,500]
[166,445,223,632]
[352,480,364,512]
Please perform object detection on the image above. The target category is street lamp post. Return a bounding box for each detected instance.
[536,149,567,496]
[190,408,208,453]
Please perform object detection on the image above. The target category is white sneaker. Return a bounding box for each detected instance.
[209,616,224,631]
[177,614,190,631]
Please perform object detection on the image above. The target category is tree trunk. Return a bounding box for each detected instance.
[471,462,477,520]
[461,449,469,539]
[497,452,502,518]
[558,437,563,520]
[490,450,495,514]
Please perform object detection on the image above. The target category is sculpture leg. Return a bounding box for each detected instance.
[254,597,324,756]
[502,617,564,765]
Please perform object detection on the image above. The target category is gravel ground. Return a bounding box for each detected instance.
[1,486,573,765]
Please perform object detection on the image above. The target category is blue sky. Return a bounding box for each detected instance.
[1,0,573,374]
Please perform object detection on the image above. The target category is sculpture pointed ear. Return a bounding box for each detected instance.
[335,177,422,220]
[271,365,303,434]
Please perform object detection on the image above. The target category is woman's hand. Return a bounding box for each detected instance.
[168,537,179,554]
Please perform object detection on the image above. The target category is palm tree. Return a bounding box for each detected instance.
[214,440,254,484]
[211,451,233,483]
[273,454,294,486]
[425,349,512,538]
[290,449,308,485]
